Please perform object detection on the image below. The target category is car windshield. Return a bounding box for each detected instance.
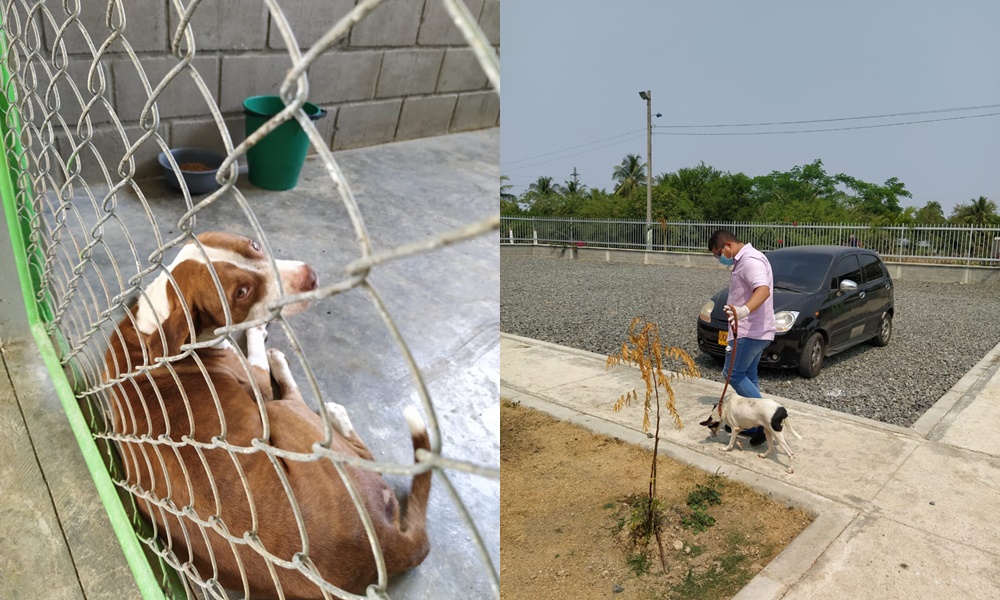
[766,252,834,292]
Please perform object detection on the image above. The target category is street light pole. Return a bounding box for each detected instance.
[639,90,652,250]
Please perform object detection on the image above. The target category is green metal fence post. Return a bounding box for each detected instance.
[0,19,167,600]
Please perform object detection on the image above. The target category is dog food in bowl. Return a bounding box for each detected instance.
[158,148,226,195]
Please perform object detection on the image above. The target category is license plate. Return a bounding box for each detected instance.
[717,330,728,346]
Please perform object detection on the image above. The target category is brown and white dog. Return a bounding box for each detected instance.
[102,232,431,599]
[699,392,802,474]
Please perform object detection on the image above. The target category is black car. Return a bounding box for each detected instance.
[696,245,894,378]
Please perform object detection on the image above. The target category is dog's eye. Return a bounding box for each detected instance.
[235,285,251,299]
[250,240,261,253]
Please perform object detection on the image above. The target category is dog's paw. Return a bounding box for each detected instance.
[324,402,355,437]
[247,324,268,343]
[245,326,269,369]
[267,348,294,385]
[718,447,732,453]
[267,347,287,367]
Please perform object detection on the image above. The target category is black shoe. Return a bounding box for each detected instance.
[725,424,766,445]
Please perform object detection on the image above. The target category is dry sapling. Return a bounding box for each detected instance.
[607,317,701,572]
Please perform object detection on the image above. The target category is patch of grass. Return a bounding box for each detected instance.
[680,510,716,534]
[682,473,724,534]
[687,483,723,511]
[627,551,652,576]
[668,528,753,599]
[620,494,667,543]
[612,515,626,537]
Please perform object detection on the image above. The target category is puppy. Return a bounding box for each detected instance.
[699,392,802,474]
[102,232,431,598]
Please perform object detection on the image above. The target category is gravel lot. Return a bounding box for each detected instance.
[500,254,1000,427]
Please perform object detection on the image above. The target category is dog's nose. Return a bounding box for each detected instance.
[302,265,318,291]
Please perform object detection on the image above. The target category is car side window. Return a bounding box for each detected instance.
[832,255,863,289]
[860,254,883,284]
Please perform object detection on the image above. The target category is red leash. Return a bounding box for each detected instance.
[717,304,739,416]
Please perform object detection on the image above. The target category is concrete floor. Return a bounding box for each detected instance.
[0,129,499,599]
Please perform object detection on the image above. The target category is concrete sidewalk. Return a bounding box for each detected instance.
[500,333,1000,599]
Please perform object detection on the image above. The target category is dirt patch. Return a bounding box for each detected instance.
[500,400,812,599]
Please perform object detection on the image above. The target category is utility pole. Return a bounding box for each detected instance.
[639,90,652,250]
[570,167,580,186]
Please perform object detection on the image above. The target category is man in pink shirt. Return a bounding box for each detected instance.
[708,230,776,443]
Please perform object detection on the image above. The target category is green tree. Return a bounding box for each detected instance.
[563,178,587,196]
[578,187,623,219]
[523,175,565,215]
[749,160,848,222]
[500,175,516,202]
[612,154,646,198]
[654,162,723,219]
[651,184,701,221]
[558,177,587,216]
[500,175,520,214]
[838,175,910,219]
[650,163,759,222]
[528,175,557,196]
[914,201,945,224]
[951,196,998,225]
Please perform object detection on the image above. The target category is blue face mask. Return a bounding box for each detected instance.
[718,255,734,267]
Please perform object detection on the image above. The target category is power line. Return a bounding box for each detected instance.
[502,131,647,172]
[500,128,646,168]
[653,111,1000,136]
[656,103,1000,128]
[501,102,1000,171]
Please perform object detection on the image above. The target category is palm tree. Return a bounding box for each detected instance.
[528,175,557,196]
[612,154,645,198]
[952,196,998,226]
[523,175,564,215]
[914,200,945,224]
[500,175,516,202]
[563,179,587,196]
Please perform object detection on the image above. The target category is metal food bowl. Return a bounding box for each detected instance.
[158,148,226,195]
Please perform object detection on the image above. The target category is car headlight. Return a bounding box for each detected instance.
[699,300,715,323]
[774,310,799,334]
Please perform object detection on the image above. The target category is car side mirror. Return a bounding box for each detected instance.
[840,279,858,292]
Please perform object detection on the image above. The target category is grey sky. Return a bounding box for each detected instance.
[500,1,1000,215]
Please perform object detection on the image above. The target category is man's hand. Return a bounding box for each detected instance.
[724,304,750,326]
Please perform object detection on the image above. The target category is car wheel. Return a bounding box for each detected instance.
[798,332,825,378]
[871,311,892,347]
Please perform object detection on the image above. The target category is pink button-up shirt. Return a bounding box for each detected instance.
[727,243,775,341]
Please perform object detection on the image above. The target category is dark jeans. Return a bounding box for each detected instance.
[722,336,771,399]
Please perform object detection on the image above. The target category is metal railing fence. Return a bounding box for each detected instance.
[0,1,499,599]
[500,216,1000,266]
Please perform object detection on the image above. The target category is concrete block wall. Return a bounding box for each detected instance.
[36,0,499,182]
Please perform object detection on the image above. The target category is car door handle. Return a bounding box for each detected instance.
[859,291,866,299]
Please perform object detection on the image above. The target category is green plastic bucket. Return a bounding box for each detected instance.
[243,95,327,191]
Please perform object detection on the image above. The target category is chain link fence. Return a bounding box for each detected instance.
[1,1,499,598]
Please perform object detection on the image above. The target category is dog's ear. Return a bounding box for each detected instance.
[699,416,717,427]
[145,287,196,361]
[143,261,211,361]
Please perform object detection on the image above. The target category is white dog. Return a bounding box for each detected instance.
[699,392,802,474]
